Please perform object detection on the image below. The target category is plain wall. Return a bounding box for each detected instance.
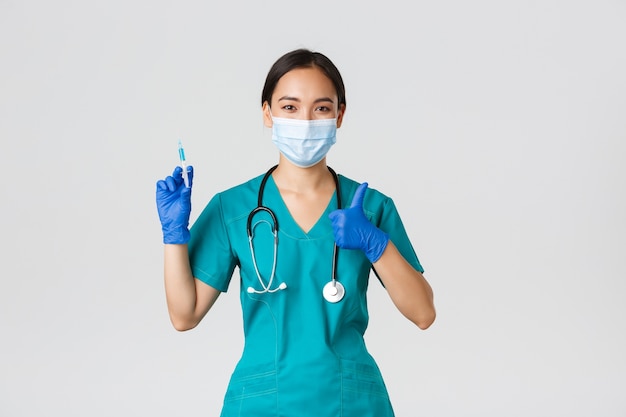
[1,1,625,416]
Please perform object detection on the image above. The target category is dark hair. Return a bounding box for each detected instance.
[261,48,346,108]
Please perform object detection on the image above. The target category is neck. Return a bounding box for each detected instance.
[272,157,334,193]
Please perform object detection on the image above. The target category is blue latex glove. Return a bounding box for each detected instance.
[329,182,389,263]
[156,165,194,244]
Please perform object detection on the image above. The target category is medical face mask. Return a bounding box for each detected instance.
[271,116,337,168]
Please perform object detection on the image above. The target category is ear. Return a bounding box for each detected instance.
[262,101,273,128]
[336,103,346,128]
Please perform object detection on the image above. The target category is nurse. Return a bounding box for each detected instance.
[156,48,435,416]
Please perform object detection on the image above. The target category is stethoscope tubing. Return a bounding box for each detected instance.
[246,165,344,301]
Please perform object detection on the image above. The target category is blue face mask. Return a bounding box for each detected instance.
[271,116,337,168]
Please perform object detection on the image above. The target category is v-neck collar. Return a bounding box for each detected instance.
[265,175,338,240]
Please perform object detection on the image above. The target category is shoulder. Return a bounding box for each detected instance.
[337,173,397,222]
[338,174,392,205]
[219,172,265,199]
[338,174,412,235]
[205,172,266,223]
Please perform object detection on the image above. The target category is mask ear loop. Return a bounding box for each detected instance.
[266,104,274,126]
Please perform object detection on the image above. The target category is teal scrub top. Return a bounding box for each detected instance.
[188,171,423,417]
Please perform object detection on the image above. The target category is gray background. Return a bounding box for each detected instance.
[1,0,625,416]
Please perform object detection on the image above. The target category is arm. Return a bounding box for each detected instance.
[372,242,435,329]
[164,244,221,331]
[157,166,220,331]
[329,182,436,330]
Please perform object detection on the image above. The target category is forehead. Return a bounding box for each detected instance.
[273,67,337,99]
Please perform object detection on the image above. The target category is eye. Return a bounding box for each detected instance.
[315,105,331,112]
[281,104,297,112]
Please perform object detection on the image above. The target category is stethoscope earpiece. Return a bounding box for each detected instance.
[247,282,286,294]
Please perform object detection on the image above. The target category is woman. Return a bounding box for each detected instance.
[156,48,435,416]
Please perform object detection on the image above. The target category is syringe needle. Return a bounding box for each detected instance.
[178,140,190,188]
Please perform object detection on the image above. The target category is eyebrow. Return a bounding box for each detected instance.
[277,96,335,104]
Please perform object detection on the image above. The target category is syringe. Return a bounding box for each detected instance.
[178,140,190,188]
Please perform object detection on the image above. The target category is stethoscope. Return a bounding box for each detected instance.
[246,165,345,303]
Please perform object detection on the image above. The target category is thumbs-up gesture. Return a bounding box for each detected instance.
[329,182,389,263]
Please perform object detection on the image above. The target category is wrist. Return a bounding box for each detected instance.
[365,229,389,263]
[163,227,190,245]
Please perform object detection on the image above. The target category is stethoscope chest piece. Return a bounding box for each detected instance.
[323,281,345,303]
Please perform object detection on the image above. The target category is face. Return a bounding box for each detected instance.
[263,67,345,127]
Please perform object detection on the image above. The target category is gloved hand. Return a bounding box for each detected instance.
[156,166,194,244]
[329,182,389,263]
